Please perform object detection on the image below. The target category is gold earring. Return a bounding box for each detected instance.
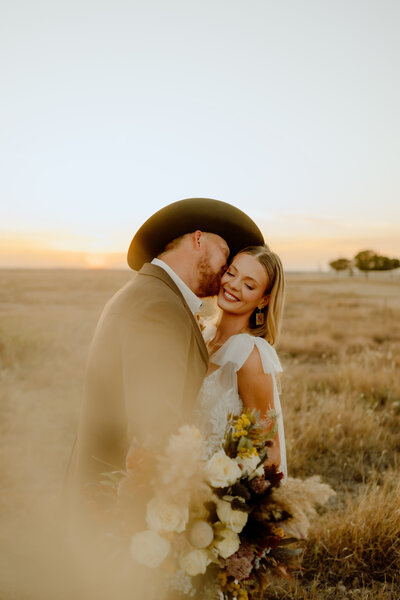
[255,308,265,325]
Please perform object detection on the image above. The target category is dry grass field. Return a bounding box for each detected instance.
[0,269,399,599]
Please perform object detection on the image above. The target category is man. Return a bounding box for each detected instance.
[65,198,263,511]
[64,197,264,598]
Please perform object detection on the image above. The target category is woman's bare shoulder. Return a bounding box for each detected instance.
[238,344,264,376]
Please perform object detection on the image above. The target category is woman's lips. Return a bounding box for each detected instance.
[223,289,240,302]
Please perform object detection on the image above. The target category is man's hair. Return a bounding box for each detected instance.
[158,232,199,257]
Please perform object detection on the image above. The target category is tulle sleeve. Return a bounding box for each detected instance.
[211,333,283,375]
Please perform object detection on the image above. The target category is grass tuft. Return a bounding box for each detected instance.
[303,470,400,587]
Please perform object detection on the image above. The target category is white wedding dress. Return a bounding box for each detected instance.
[195,328,287,478]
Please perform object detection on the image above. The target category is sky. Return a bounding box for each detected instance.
[1,0,399,270]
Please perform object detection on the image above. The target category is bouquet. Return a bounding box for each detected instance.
[88,411,334,599]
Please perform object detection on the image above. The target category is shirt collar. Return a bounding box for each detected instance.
[151,258,203,316]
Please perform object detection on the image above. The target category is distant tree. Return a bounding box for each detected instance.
[372,256,400,271]
[391,258,400,270]
[354,250,400,277]
[354,250,376,275]
[329,258,353,275]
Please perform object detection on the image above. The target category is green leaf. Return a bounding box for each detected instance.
[237,436,248,452]
[263,421,278,441]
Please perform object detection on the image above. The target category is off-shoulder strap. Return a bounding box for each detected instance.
[211,333,282,374]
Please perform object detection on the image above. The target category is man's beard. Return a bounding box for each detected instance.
[196,257,225,297]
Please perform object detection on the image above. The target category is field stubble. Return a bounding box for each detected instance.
[0,269,399,599]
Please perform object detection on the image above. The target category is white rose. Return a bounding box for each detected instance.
[235,454,264,479]
[213,526,240,559]
[146,496,189,533]
[180,549,211,576]
[205,450,242,488]
[130,530,170,568]
[188,520,214,548]
[216,499,248,533]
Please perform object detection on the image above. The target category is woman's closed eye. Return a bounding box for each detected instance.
[226,271,253,289]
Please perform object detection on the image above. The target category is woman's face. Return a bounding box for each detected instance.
[217,253,269,317]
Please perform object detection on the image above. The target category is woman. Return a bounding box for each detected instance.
[195,245,287,477]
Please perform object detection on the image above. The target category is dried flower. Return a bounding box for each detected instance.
[180,548,211,576]
[146,496,189,533]
[213,525,240,559]
[205,450,242,488]
[250,475,270,495]
[216,499,248,533]
[187,520,214,548]
[130,530,170,568]
[222,542,254,580]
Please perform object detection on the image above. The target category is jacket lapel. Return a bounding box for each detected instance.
[138,263,209,366]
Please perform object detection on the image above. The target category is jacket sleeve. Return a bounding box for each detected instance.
[121,298,193,450]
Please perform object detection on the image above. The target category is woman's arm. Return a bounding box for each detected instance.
[237,346,281,468]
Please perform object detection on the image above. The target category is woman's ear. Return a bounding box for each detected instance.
[258,294,270,310]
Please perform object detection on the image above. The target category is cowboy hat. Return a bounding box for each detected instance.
[127,198,265,270]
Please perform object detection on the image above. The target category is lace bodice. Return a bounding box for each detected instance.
[194,331,287,477]
[195,362,242,457]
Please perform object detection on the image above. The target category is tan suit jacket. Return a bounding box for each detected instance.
[66,263,208,494]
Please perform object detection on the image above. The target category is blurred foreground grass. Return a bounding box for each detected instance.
[0,269,399,599]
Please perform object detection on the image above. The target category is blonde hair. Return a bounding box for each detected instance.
[238,246,285,346]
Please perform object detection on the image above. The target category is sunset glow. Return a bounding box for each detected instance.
[1,1,399,270]
[2,220,399,271]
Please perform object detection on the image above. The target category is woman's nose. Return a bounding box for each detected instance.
[229,277,240,290]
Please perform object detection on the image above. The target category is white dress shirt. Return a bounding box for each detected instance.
[151,258,203,317]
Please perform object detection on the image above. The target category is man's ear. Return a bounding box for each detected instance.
[192,230,203,250]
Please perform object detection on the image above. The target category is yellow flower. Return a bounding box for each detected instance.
[241,414,250,427]
[270,524,285,538]
[232,429,248,440]
[238,447,258,459]
[217,571,227,588]
[235,414,250,432]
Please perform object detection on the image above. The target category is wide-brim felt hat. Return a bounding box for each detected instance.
[127,198,265,270]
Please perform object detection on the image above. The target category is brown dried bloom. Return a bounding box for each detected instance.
[250,475,271,495]
[223,542,254,580]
